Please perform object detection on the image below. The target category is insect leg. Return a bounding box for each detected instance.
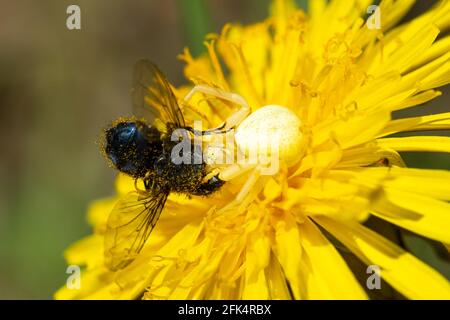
[234,167,263,203]
[217,163,255,181]
[183,85,250,132]
[217,166,266,213]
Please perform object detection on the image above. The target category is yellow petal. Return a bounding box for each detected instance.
[376,89,441,113]
[86,196,117,227]
[64,235,104,269]
[114,173,136,195]
[355,166,450,201]
[265,255,292,299]
[54,268,116,300]
[377,136,450,153]
[408,35,450,72]
[314,111,391,149]
[242,232,270,299]
[315,216,450,299]
[372,25,439,75]
[372,188,450,243]
[272,213,305,299]
[380,112,450,136]
[299,219,368,299]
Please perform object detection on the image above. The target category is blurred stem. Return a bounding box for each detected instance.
[296,0,308,11]
[177,0,211,56]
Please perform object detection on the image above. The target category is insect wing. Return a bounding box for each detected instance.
[104,190,169,271]
[132,59,185,128]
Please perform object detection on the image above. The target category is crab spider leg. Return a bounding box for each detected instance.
[184,85,267,208]
[183,85,250,131]
[217,163,255,181]
[218,165,266,213]
[234,167,263,203]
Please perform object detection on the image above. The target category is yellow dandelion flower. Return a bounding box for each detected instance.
[56,0,450,300]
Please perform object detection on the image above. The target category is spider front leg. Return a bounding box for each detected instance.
[216,164,267,211]
[184,85,268,208]
[193,172,225,196]
[183,85,251,132]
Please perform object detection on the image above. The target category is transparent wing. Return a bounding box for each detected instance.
[104,190,169,271]
[132,59,185,128]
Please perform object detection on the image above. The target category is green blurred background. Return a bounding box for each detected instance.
[0,0,448,299]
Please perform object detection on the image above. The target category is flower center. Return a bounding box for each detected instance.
[235,105,305,168]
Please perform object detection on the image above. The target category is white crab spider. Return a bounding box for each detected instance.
[184,85,305,205]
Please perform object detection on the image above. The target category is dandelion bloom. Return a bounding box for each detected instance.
[56,0,450,299]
